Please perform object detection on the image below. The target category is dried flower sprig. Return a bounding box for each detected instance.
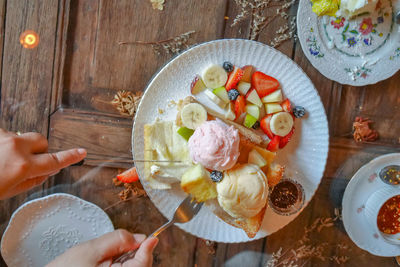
[118,30,196,55]
[150,0,165,10]
[111,90,143,117]
[232,0,297,46]
[266,211,349,267]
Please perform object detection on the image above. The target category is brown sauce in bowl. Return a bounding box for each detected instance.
[270,181,299,209]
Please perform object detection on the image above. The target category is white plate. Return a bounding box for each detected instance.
[342,153,400,257]
[1,193,114,267]
[297,0,400,86]
[133,39,329,242]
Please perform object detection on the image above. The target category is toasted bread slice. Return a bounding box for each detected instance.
[206,199,266,238]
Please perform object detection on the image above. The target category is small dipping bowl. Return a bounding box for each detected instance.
[365,187,400,245]
[379,165,400,185]
[269,178,305,216]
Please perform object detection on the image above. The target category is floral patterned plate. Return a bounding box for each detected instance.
[342,153,400,256]
[0,193,114,267]
[297,0,400,86]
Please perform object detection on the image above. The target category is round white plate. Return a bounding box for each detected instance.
[1,193,114,267]
[342,153,400,257]
[297,0,400,86]
[133,39,329,242]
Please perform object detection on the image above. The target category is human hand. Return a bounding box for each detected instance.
[46,229,158,267]
[0,129,86,199]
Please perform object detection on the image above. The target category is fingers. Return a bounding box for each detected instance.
[29,148,86,177]
[19,132,48,153]
[0,176,48,200]
[130,237,158,267]
[84,229,143,263]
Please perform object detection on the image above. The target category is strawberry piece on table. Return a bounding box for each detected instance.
[252,71,280,98]
[117,166,139,183]
[260,114,274,139]
[234,95,246,119]
[225,66,244,91]
[267,135,281,152]
[281,99,292,113]
[279,127,294,149]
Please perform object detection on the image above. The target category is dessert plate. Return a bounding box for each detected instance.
[297,0,400,86]
[342,153,400,256]
[1,193,114,267]
[133,39,329,242]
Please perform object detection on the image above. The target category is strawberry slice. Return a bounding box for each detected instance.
[252,71,280,98]
[234,95,246,119]
[281,99,292,113]
[260,114,274,139]
[225,66,244,91]
[279,127,294,149]
[117,166,139,183]
[267,135,280,152]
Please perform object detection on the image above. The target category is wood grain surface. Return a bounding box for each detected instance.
[0,0,399,266]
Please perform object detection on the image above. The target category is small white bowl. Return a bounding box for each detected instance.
[364,187,400,245]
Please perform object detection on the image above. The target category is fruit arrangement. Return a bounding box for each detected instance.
[189,62,306,152]
[145,62,307,238]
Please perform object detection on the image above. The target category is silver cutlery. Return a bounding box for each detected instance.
[113,196,203,263]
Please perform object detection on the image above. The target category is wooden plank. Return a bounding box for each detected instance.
[0,0,59,134]
[329,71,400,143]
[90,0,227,91]
[0,0,6,90]
[50,0,70,113]
[48,108,133,168]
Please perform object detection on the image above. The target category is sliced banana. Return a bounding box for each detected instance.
[180,103,208,130]
[202,64,228,89]
[270,112,293,136]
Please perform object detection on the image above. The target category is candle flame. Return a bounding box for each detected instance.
[20,30,39,49]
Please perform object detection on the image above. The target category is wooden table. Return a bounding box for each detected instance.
[0,0,399,266]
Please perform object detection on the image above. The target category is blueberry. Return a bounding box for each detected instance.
[293,106,306,118]
[228,89,240,101]
[223,61,234,72]
[210,170,223,182]
[252,121,260,129]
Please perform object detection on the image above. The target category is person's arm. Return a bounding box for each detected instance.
[46,229,158,267]
[0,129,86,199]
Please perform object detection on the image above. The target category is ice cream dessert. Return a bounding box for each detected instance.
[216,164,269,218]
[188,119,240,171]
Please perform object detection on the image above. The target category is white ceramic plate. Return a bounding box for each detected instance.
[342,153,400,257]
[1,193,114,267]
[133,39,329,242]
[297,0,400,86]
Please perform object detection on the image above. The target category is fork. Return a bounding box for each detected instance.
[113,196,203,263]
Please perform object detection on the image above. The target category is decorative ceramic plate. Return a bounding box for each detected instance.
[342,153,400,256]
[133,39,329,242]
[1,193,114,267]
[297,0,400,86]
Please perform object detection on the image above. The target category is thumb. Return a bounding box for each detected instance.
[85,229,143,263]
[131,237,158,267]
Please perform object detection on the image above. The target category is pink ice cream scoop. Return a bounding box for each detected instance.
[188,119,240,171]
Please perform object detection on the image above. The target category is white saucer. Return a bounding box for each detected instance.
[342,153,400,257]
[1,193,114,267]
